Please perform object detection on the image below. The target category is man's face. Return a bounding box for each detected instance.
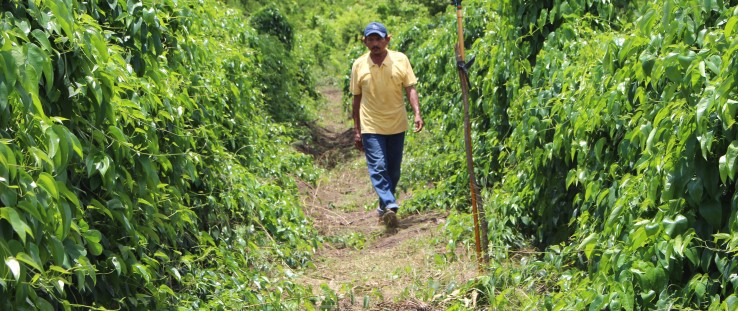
[364,34,389,55]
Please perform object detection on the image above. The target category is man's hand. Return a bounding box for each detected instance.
[354,131,363,151]
[413,115,424,133]
[405,85,423,133]
[352,95,363,152]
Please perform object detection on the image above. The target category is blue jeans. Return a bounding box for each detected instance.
[362,132,405,215]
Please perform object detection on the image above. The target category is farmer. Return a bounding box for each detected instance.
[350,21,424,228]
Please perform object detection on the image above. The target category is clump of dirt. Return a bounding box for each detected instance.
[293,86,356,169]
[293,124,355,169]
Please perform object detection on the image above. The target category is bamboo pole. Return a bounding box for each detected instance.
[453,0,489,271]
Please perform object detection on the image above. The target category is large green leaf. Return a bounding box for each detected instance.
[55,201,72,240]
[0,79,9,112]
[46,0,74,38]
[0,143,17,181]
[720,141,738,182]
[578,233,598,260]
[30,30,52,52]
[46,127,60,167]
[638,9,658,35]
[687,177,703,205]
[0,183,18,207]
[726,16,738,37]
[0,155,8,185]
[0,51,18,91]
[16,252,43,273]
[722,295,738,310]
[133,263,151,282]
[89,31,109,62]
[722,99,738,129]
[36,172,58,199]
[697,131,714,160]
[34,298,54,311]
[662,214,688,237]
[85,153,110,178]
[83,230,103,256]
[0,207,31,243]
[30,147,53,169]
[0,144,18,206]
[62,238,86,262]
[4,256,20,281]
[720,154,729,183]
[25,43,52,93]
[49,236,66,267]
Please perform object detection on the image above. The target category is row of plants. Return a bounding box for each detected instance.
[1,0,323,309]
[388,0,738,309]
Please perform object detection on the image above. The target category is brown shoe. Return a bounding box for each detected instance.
[382,210,398,229]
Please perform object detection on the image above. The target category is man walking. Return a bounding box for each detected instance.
[350,22,424,228]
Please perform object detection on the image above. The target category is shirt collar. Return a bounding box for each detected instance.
[367,50,393,67]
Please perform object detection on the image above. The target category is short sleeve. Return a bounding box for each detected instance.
[402,55,417,87]
[350,61,362,95]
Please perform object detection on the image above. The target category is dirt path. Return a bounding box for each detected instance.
[295,86,478,310]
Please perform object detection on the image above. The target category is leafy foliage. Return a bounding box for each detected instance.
[389,0,738,309]
[6,0,738,309]
[251,6,294,50]
[0,0,319,309]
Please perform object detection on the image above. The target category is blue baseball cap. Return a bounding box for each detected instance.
[364,22,388,38]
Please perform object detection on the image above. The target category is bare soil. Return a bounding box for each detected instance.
[294,85,478,310]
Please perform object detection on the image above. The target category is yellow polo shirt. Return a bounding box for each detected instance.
[350,49,417,135]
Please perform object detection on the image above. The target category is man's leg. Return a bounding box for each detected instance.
[385,132,405,199]
[362,134,399,215]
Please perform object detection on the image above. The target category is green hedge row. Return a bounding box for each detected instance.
[398,0,738,309]
[1,0,318,309]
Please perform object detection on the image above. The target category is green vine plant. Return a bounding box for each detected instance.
[1,0,320,309]
[394,0,738,309]
[3,0,738,309]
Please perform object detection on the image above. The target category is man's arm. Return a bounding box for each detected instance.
[352,94,363,151]
[406,85,424,133]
